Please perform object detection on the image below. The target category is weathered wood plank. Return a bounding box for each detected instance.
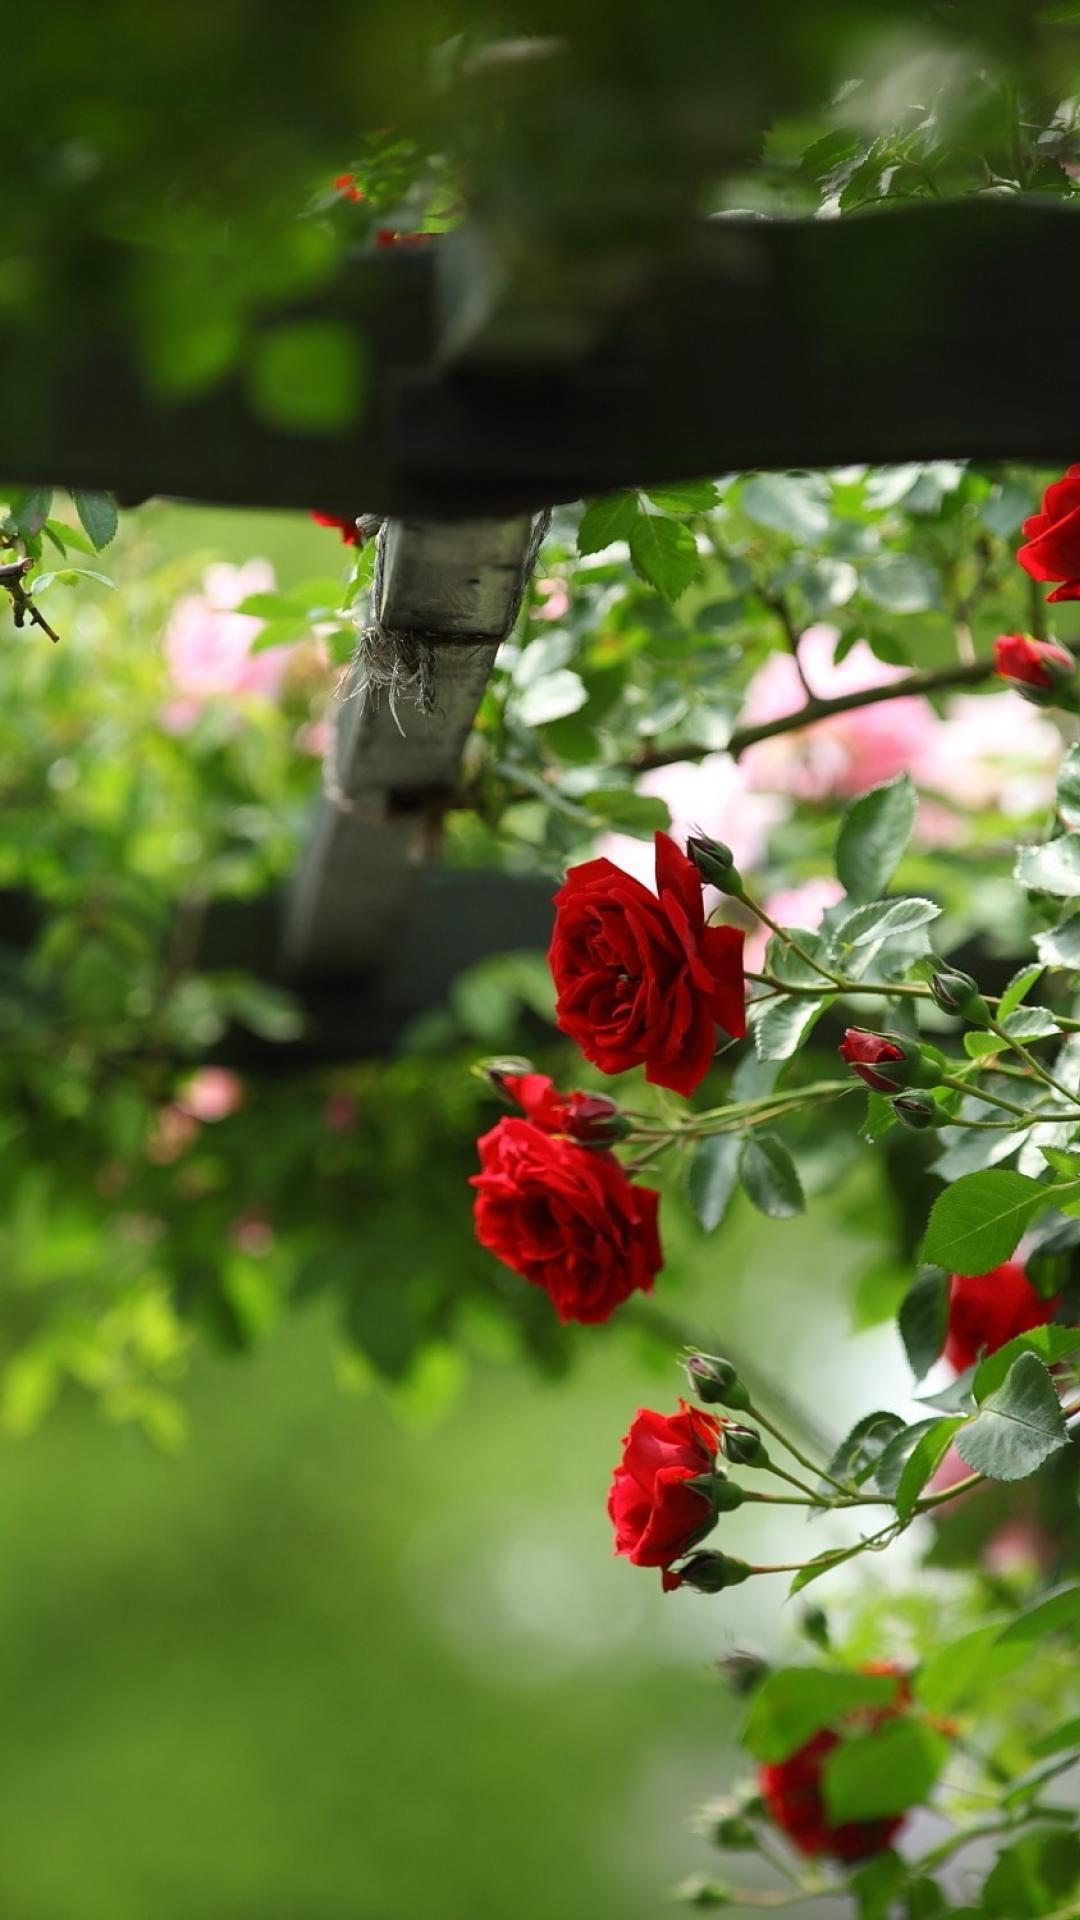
[281,513,543,977]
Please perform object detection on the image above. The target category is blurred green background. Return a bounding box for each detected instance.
[0,1135,898,1919]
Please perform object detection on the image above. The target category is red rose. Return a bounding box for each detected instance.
[470,1116,661,1323]
[837,1029,908,1094]
[759,1665,911,1862]
[496,1071,626,1144]
[945,1262,1060,1374]
[334,171,365,204]
[310,510,360,546]
[608,1401,720,1571]
[1017,466,1080,602]
[375,228,432,249]
[993,632,1074,691]
[549,832,746,1097]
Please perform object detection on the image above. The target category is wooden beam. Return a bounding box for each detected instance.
[5,203,1080,523]
[280,513,545,978]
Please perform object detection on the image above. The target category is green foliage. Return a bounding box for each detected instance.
[737,1133,805,1218]
[955,1353,1069,1482]
[921,1170,1050,1274]
[835,776,917,903]
[742,1668,900,1763]
[823,1719,947,1822]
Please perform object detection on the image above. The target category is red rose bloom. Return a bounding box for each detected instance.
[1017,466,1080,602]
[945,1262,1059,1373]
[334,171,365,203]
[993,632,1074,691]
[838,1029,908,1094]
[496,1071,624,1144]
[760,1665,911,1862]
[608,1401,720,1571]
[310,510,360,546]
[549,832,746,1097]
[471,1116,661,1323]
[375,227,432,249]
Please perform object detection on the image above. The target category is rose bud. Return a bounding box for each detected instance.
[675,1876,734,1909]
[685,1470,746,1515]
[664,1551,753,1594]
[486,1070,632,1145]
[993,632,1076,695]
[928,965,991,1026]
[721,1424,769,1468]
[891,1090,943,1131]
[712,1814,756,1851]
[838,1030,941,1094]
[685,1353,752,1411]
[686,834,745,897]
[716,1651,770,1695]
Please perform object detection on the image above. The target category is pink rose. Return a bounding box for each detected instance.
[161,561,298,732]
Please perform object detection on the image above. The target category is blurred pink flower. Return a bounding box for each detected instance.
[741,626,938,802]
[176,1067,244,1123]
[744,876,845,972]
[534,577,570,622]
[161,560,298,732]
[982,1517,1056,1580]
[596,753,785,894]
[915,691,1061,821]
[146,1105,199,1165]
[295,717,332,758]
[229,1210,275,1257]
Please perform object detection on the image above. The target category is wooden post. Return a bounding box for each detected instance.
[281,512,546,977]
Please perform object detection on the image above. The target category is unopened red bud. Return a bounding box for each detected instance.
[672,1551,753,1594]
[685,1354,752,1411]
[929,966,991,1026]
[994,632,1076,697]
[716,1651,770,1695]
[722,1424,768,1467]
[839,1029,942,1094]
[687,835,744,897]
[892,1090,943,1131]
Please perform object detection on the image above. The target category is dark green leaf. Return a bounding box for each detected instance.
[751,993,829,1062]
[823,1720,947,1823]
[628,513,702,602]
[955,1352,1068,1482]
[577,492,639,555]
[835,776,917,903]
[583,790,671,837]
[919,1169,1048,1275]
[687,1134,742,1234]
[742,1668,899,1763]
[738,1133,805,1219]
[983,1830,1080,1919]
[996,1583,1080,1645]
[8,486,53,538]
[973,1324,1080,1401]
[835,897,941,948]
[898,1268,948,1381]
[70,489,119,550]
[892,1418,963,1521]
[645,481,719,514]
[826,1410,906,1489]
[789,1541,870,1594]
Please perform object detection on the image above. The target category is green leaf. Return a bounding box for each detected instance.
[823,1720,947,1823]
[645,481,719,514]
[835,776,916,903]
[1035,914,1080,969]
[8,485,53,538]
[1032,1714,1080,1757]
[577,492,639,554]
[750,993,829,1062]
[516,671,588,727]
[1057,745,1080,830]
[742,1668,900,1763]
[973,1325,1080,1401]
[860,553,941,614]
[848,1853,907,1920]
[916,1624,1029,1714]
[997,1584,1080,1645]
[954,1352,1068,1482]
[862,1092,898,1144]
[687,1134,743,1234]
[70,489,119,551]
[920,1169,1048,1275]
[627,514,702,602]
[740,472,829,540]
[826,1410,907,1489]
[788,1542,868,1594]
[31,567,114,593]
[738,1134,805,1219]
[1016,834,1080,898]
[899,1268,949,1381]
[893,1418,963,1521]
[582,790,671,837]
[835,897,941,948]
[998,963,1046,1020]
[982,1830,1080,1919]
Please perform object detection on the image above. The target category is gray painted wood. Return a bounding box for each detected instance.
[281,513,543,977]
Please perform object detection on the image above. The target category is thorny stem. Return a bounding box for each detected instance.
[987,1017,1080,1111]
